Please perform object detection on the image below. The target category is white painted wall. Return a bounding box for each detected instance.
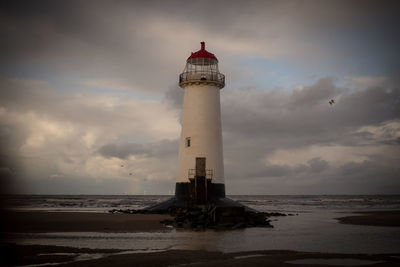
[177,83,224,184]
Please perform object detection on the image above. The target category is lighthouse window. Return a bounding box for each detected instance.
[185,137,191,147]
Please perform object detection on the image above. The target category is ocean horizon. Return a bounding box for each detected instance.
[3,194,400,213]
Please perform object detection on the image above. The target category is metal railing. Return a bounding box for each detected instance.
[206,169,213,180]
[188,169,213,180]
[179,71,225,87]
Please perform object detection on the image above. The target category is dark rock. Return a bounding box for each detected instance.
[160,219,174,226]
[109,205,278,230]
[165,205,273,230]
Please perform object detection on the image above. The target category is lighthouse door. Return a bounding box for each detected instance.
[195,157,207,204]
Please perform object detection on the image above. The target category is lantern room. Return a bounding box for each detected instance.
[179,42,225,88]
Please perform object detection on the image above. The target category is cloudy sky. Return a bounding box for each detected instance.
[1,0,399,195]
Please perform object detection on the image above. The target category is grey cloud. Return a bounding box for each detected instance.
[244,163,293,179]
[1,0,400,194]
[164,85,183,111]
[227,157,399,195]
[222,77,400,147]
[0,77,179,141]
[98,139,178,159]
[0,1,180,93]
[7,171,175,195]
[98,143,147,159]
[221,77,399,191]
[1,0,399,94]
[0,78,115,127]
[0,75,180,194]
[0,116,31,194]
[16,176,135,195]
[337,85,400,127]
[291,78,342,107]
[339,161,369,177]
[2,74,398,194]
[333,159,400,194]
[228,157,329,180]
[307,157,329,173]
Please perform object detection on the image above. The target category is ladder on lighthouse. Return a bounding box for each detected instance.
[188,157,213,204]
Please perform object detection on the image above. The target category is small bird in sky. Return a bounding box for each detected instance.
[329,99,335,105]
[121,165,124,167]
[129,173,133,175]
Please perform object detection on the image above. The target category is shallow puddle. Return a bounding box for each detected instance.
[234,254,265,259]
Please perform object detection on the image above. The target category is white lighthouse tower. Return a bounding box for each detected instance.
[145,42,250,211]
[175,42,226,204]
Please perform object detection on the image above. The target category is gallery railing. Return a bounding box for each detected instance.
[179,71,225,87]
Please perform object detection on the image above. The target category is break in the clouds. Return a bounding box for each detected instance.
[0,0,399,194]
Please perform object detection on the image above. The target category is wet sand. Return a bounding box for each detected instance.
[3,243,400,267]
[337,210,400,227]
[3,210,400,266]
[2,211,173,232]
[5,210,400,233]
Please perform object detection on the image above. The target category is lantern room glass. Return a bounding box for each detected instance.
[185,58,219,73]
[179,57,225,88]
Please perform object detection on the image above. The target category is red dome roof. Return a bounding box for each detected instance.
[187,42,218,62]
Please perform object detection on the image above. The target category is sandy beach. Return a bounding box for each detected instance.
[4,210,400,233]
[3,210,400,266]
[3,211,173,233]
[336,210,400,227]
[3,243,400,267]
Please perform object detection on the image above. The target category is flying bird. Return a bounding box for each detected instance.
[129,173,133,175]
[121,165,124,167]
[329,99,335,105]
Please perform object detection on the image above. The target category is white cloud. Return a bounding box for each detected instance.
[1,1,399,194]
[266,145,375,167]
[83,79,136,91]
[344,75,392,91]
[0,77,180,193]
[355,120,400,144]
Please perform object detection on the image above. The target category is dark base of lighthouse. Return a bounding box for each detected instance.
[175,181,225,202]
[143,182,255,212]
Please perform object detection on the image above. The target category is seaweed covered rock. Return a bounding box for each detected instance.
[109,205,291,230]
[163,205,273,230]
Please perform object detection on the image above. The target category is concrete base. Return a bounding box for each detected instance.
[175,182,225,202]
[143,181,255,212]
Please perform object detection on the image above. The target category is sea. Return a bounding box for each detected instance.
[4,195,400,254]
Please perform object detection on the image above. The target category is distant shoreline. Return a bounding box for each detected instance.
[336,210,400,227]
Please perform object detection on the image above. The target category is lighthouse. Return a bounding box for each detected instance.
[175,42,225,204]
[146,42,250,211]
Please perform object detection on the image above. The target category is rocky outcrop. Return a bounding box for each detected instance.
[163,206,272,230]
[110,205,290,230]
